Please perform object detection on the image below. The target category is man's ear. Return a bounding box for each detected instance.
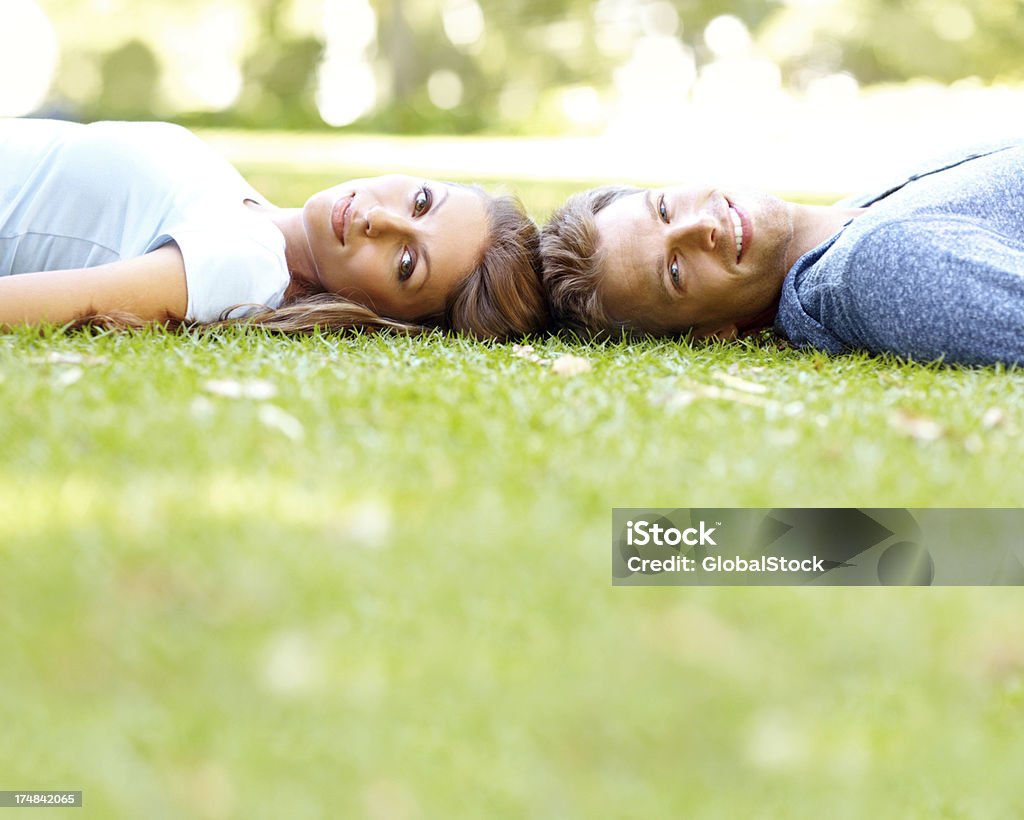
[700,323,739,340]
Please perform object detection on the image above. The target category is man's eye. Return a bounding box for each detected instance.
[398,248,416,281]
[669,258,681,286]
[413,186,432,216]
[658,195,669,223]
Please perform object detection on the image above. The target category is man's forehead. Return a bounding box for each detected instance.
[595,190,645,237]
[596,193,650,270]
[594,194,663,322]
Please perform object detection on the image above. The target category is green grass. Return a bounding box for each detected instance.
[2,149,1023,819]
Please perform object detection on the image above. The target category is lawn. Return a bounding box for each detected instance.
[1,140,1022,819]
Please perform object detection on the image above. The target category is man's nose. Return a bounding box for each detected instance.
[364,206,412,239]
[667,212,718,252]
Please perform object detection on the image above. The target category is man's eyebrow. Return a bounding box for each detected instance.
[644,190,666,291]
[417,185,449,290]
[645,189,658,222]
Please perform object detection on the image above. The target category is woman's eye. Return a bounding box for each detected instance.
[669,258,681,286]
[658,195,669,223]
[398,248,416,281]
[413,186,432,216]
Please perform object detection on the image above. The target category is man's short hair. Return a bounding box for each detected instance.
[540,186,639,336]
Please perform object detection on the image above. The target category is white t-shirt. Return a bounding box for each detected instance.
[0,119,290,322]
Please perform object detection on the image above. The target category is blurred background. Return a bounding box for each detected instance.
[4,0,1024,194]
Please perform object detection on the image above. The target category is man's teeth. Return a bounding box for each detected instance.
[729,206,743,261]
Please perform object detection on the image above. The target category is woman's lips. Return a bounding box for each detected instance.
[331,194,354,245]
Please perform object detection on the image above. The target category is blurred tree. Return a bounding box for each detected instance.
[237,35,324,127]
[235,0,324,127]
[91,39,162,120]
[364,0,468,132]
[385,0,420,104]
[31,0,1024,131]
[363,0,606,132]
[761,0,1024,86]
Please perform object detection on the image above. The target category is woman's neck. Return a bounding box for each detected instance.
[246,202,323,298]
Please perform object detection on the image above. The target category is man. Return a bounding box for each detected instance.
[540,140,1024,366]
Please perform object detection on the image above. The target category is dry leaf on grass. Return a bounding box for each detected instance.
[203,378,278,400]
[982,407,1006,429]
[963,434,984,454]
[190,396,215,420]
[512,344,542,363]
[39,352,108,366]
[47,352,86,365]
[655,390,697,409]
[550,354,592,376]
[889,409,945,441]
[53,367,83,387]
[712,371,768,394]
[653,383,775,409]
[258,405,305,441]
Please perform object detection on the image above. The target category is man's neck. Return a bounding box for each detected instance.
[784,203,868,271]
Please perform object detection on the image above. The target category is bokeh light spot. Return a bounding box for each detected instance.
[427,70,464,110]
[443,0,485,48]
[0,0,58,117]
[704,15,752,59]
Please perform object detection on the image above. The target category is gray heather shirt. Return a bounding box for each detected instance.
[775,141,1024,365]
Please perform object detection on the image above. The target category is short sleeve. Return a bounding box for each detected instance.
[151,223,290,323]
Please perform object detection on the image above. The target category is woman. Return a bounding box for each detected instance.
[0,119,547,338]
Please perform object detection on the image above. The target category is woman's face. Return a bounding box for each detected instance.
[302,175,489,321]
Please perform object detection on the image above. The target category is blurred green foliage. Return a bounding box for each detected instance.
[764,0,1024,87]
[92,39,161,121]
[34,0,1024,133]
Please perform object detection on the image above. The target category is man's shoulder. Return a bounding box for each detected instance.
[836,138,1024,208]
[786,215,985,320]
[837,214,988,273]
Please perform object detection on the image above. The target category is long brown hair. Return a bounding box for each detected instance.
[70,190,548,340]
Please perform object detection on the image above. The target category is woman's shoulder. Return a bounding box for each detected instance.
[0,120,212,200]
[61,119,200,146]
[1,118,203,154]
[158,213,290,323]
[72,121,216,174]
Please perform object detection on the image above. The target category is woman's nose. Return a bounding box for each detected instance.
[364,206,411,239]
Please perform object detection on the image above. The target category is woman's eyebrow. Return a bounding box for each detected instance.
[431,186,450,217]
[417,245,432,291]
[416,186,450,289]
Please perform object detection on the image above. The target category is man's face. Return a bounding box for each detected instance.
[594,186,796,337]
